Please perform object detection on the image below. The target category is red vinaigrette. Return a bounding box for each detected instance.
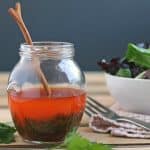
[8,87,86,142]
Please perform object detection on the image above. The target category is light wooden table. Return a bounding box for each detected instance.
[0,71,150,150]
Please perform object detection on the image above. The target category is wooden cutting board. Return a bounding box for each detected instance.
[79,127,150,146]
[1,107,150,148]
[1,127,150,148]
[1,111,150,148]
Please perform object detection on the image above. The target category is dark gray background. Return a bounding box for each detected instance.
[0,0,150,71]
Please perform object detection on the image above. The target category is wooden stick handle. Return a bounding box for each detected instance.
[8,3,50,96]
[8,8,32,45]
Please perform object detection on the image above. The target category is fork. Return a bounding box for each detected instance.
[85,96,150,131]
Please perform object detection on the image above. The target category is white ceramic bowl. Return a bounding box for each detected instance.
[105,73,150,114]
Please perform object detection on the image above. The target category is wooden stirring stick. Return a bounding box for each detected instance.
[8,2,50,96]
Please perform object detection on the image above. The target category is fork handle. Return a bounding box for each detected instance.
[117,117,150,131]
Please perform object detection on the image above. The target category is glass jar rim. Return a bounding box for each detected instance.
[20,41,75,59]
[21,41,74,49]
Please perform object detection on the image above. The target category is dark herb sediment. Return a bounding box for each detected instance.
[12,112,83,142]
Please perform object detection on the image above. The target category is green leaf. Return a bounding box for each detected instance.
[63,132,112,150]
[0,123,16,144]
[135,71,146,79]
[125,43,150,68]
[116,68,132,77]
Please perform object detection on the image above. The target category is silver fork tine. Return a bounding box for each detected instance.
[87,96,116,114]
[87,99,107,113]
[86,103,113,118]
[86,96,119,119]
[86,100,111,118]
[85,109,92,117]
[86,105,99,114]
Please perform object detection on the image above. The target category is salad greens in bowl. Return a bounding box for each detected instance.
[98,43,150,114]
[98,43,150,79]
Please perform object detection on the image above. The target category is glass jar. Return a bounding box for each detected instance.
[7,42,86,144]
